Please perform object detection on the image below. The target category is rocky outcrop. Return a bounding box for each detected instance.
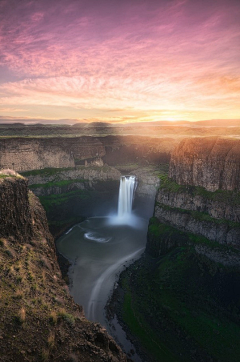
[169,137,240,191]
[26,166,121,185]
[25,166,121,196]
[0,138,75,172]
[155,204,240,247]
[147,137,240,253]
[0,170,33,242]
[134,167,160,198]
[157,188,240,223]
[101,136,176,166]
[0,136,177,172]
[0,170,128,362]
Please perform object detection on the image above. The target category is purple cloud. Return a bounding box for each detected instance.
[0,0,240,122]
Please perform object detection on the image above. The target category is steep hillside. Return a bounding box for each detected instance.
[0,170,128,362]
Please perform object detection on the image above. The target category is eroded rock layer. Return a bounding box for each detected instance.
[0,136,177,172]
[169,137,240,191]
[149,137,240,252]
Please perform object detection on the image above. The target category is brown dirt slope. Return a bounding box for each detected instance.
[0,170,129,362]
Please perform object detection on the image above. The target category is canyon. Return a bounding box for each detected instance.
[0,136,175,172]
[109,137,240,362]
[0,130,240,362]
[0,170,128,362]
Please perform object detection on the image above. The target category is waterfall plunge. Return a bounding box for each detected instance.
[118,175,136,218]
[107,175,139,226]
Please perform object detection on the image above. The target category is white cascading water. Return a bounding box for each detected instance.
[118,175,136,217]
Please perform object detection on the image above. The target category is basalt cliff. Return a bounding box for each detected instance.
[169,137,240,191]
[109,137,240,362]
[148,137,240,254]
[0,170,129,362]
[0,136,176,172]
[0,135,162,237]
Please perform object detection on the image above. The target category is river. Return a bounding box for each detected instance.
[56,176,155,361]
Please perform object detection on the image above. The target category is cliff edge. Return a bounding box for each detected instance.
[0,170,128,362]
[169,137,240,191]
[148,138,240,251]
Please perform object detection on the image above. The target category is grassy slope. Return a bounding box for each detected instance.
[0,188,127,362]
[116,241,240,362]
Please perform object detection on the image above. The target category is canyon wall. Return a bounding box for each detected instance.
[0,171,34,242]
[0,136,177,172]
[0,170,128,362]
[169,137,240,191]
[0,138,75,172]
[157,188,239,223]
[113,137,240,362]
[21,164,160,237]
[25,166,121,196]
[147,137,240,255]
[101,136,176,166]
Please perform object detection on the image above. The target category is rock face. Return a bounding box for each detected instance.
[169,137,240,191]
[0,171,33,242]
[157,188,240,223]
[148,137,240,253]
[0,170,128,362]
[154,204,240,246]
[111,137,240,362]
[0,136,177,172]
[26,166,121,196]
[101,136,176,166]
[0,138,75,172]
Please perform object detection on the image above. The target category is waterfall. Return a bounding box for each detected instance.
[118,175,136,217]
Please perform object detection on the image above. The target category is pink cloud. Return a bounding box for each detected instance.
[0,0,240,122]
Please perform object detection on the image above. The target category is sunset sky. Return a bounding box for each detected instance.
[0,0,240,124]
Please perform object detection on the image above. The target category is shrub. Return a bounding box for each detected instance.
[49,310,58,325]
[58,309,75,326]
[14,307,26,325]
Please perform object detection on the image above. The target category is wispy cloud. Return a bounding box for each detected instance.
[0,0,240,122]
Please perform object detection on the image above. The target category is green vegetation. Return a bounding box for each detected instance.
[0,173,10,179]
[114,213,240,361]
[155,202,240,228]
[118,245,240,362]
[147,217,239,256]
[30,178,84,189]
[58,309,75,326]
[159,175,240,206]
[0,230,89,361]
[39,189,91,213]
[36,180,118,237]
[122,284,177,362]
[0,171,24,179]
[21,164,117,178]
[21,167,75,177]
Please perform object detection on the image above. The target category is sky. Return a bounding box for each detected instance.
[0,0,240,124]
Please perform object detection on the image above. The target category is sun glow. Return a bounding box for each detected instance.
[0,0,240,124]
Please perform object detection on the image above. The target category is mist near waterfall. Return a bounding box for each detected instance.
[56,175,155,361]
[106,175,143,227]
